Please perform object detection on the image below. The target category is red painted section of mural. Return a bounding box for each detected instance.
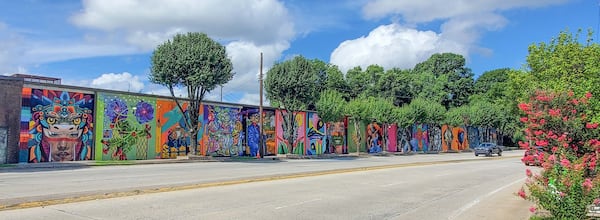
[387,124,398,152]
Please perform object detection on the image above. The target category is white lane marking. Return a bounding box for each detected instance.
[447,177,526,220]
[275,198,322,210]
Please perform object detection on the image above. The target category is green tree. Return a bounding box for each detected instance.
[265,56,319,153]
[345,66,368,99]
[150,32,233,155]
[413,53,475,108]
[375,68,413,106]
[526,29,600,122]
[345,95,370,154]
[316,89,346,123]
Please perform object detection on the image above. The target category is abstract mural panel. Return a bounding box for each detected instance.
[156,99,192,159]
[468,126,480,149]
[306,112,326,155]
[387,124,398,152]
[429,125,442,152]
[397,127,412,153]
[275,110,307,155]
[366,122,383,153]
[19,88,95,163]
[96,93,157,160]
[201,104,243,156]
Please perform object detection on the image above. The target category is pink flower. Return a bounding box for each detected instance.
[534,130,544,136]
[551,147,558,153]
[529,206,536,213]
[583,178,593,191]
[526,169,532,177]
[572,99,579,105]
[560,159,571,168]
[536,140,549,147]
[539,119,546,125]
[548,154,556,162]
[549,109,561,117]
[594,198,600,205]
[520,117,528,123]
[519,141,529,149]
[586,123,599,129]
[518,103,531,112]
[559,191,566,197]
[568,91,574,97]
[518,188,527,199]
[586,92,593,99]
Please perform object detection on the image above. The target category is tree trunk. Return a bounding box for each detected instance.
[189,128,197,155]
[353,119,362,155]
[286,111,295,154]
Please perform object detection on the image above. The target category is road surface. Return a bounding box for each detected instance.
[0,151,534,219]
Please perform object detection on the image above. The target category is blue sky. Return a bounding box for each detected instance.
[0,0,598,105]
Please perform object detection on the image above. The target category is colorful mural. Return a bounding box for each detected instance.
[262,110,276,156]
[397,127,412,153]
[156,100,193,159]
[19,88,95,163]
[429,126,442,152]
[411,124,429,152]
[441,125,468,152]
[387,124,398,152]
[96,93,157,160]
[328,121,347,154]
[275,110,307,155]
[366,122,383,153]
[306,112,326,155]
[202,105,243,156]
[468,126,480,149]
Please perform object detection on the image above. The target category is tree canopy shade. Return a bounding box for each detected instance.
[265,55,320,153]
[316,89,346,123]
[149,32,233,155]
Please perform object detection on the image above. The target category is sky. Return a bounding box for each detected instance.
[0,0,598,105]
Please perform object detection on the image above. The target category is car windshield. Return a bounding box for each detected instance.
[478,143,493,148]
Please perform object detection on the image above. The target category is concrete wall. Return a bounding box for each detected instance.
[0,76,24,163]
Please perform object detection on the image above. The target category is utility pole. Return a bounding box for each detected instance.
[259,52,264,158]
[220,85,223,102]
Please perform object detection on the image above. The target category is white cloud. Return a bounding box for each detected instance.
[362,0,569,22]
[90,72,145,92]
[330,24,466,72]
[72,0,295,50]
[329,0,570,72]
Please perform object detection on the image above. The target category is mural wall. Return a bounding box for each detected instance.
[429,126,442,152]
[275,110,307,155]
[201,104,243,156]
[156,99,192,159]
[411,124,429,152]
[468,126,480,149]
[19,88,95,163]
[366,122,383,153]
[347,119,366,153]
[96,93,157,160]
[307,112,326,155]
[386,124,397,152]
[397,127,412,153]
[328,120,347,154]
[441,125,469,152]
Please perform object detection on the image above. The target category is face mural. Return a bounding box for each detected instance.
[329,121,347,154]
[24,89,94,162]
[429,126,442,152]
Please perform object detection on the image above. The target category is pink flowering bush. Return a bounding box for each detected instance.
[518,90,600,219]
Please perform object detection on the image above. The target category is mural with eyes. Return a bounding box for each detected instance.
[26,89,94,163]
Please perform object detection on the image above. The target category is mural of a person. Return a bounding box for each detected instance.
[367,122,382,153]
[444,126,453,151]
[247,112,260,157]
[27,90,94,162]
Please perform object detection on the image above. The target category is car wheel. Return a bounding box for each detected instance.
[498,151,502,156]
[486,151,491,157]
[475,153,478,157]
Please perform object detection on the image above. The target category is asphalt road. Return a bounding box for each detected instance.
[0,151,534,219]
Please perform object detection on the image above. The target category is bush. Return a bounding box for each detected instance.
[518,90,600,219]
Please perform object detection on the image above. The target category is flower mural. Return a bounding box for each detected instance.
[101,96,155,160]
